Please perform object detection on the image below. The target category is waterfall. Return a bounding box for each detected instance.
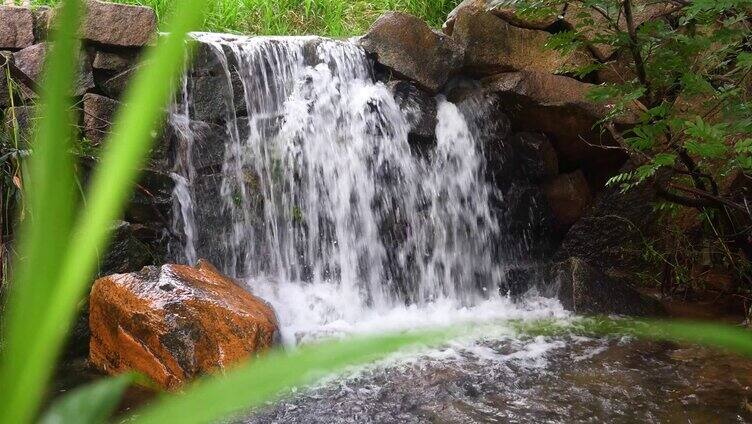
[169,33,508,342]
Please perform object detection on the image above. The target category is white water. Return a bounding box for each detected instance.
[170,33,549,345]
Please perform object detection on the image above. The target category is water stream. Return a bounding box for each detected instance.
[166,34,752,423]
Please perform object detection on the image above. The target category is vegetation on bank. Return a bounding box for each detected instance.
[514,0,752,312]
[30,0,460,35]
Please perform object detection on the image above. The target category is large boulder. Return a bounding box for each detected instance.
[446,0,671,61]
[443,0,565,35]
[82,0,157,47]
[552,257,664,316]
[13,42,94,97]
[554,163,662,281]
[359,12,463,93]
[508,132,559,182]
[452,8,592,77]
[0,6,34,50]
[89,260,279,390]
[542,170,593,231]
[483,71,635,187]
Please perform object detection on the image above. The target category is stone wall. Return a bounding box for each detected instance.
[0,1,170,277]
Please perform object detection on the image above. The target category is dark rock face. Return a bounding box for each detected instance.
[551,257,664,316]
[359,12,463,93]
[186,42,247,123]
[82,0,157,47]
[483,70,632,188]
[452,8,590,77]
[89,260,279,390]
[13,42,95,97]
[82,92,119,145]
[541,170,593,232]
[508,132,558,182]
[125,168,174,226]
[92,48,138,72]
[97,65,137,99]
[554,166,661,280]
[0,6,34,50]
[388,79,437,144]
[99,221,155,276]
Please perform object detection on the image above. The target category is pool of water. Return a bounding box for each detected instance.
[250,335,752,423]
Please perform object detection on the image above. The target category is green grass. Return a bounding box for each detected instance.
[31,0,461,36]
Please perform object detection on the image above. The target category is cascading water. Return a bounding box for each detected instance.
[169,33,536,343]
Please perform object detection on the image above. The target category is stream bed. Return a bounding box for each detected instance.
[251,332,752,423]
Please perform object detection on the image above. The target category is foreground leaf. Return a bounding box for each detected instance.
[38,373,137,424]
[0,0,81,422]
[0,1,207,423]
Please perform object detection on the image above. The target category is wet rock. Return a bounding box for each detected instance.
[125,168,173,226]
[541,170,592,231]
[165,118,231,174]
[82,0,157,47]
[493,183,556,260]
[452,8,592,77]
[82,92,119,145]
[187,41,247,123]
[93,48,139,72]
[484,71,633,187]
[501,263,548,298]
[99,221,154,276]
[509,132,559,182]
[89,260,279,389]
[554,164,661,280]
[551,257,664,316]
[0,6,34,50]
[359,12,463,93]
[387,80,437,143]
[13,42,94,97]
[97,65,136,99]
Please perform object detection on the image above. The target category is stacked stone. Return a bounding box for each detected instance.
[358,7,661,313]
[0,1,170,276]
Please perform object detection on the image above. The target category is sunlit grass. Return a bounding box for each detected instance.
[30,0,460,36]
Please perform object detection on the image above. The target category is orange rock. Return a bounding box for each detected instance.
[89,260,278,390]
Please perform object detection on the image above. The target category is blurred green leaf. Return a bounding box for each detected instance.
[0,1,207,423]
[0,0,81,421]
[38,373,137,424]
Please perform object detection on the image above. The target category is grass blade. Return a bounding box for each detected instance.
[0,1,207,423]
[130,331,449,424]
[0,0,81,422]
[38,373,137,424]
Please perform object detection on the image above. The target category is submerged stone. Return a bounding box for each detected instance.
[89,260,279,390]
